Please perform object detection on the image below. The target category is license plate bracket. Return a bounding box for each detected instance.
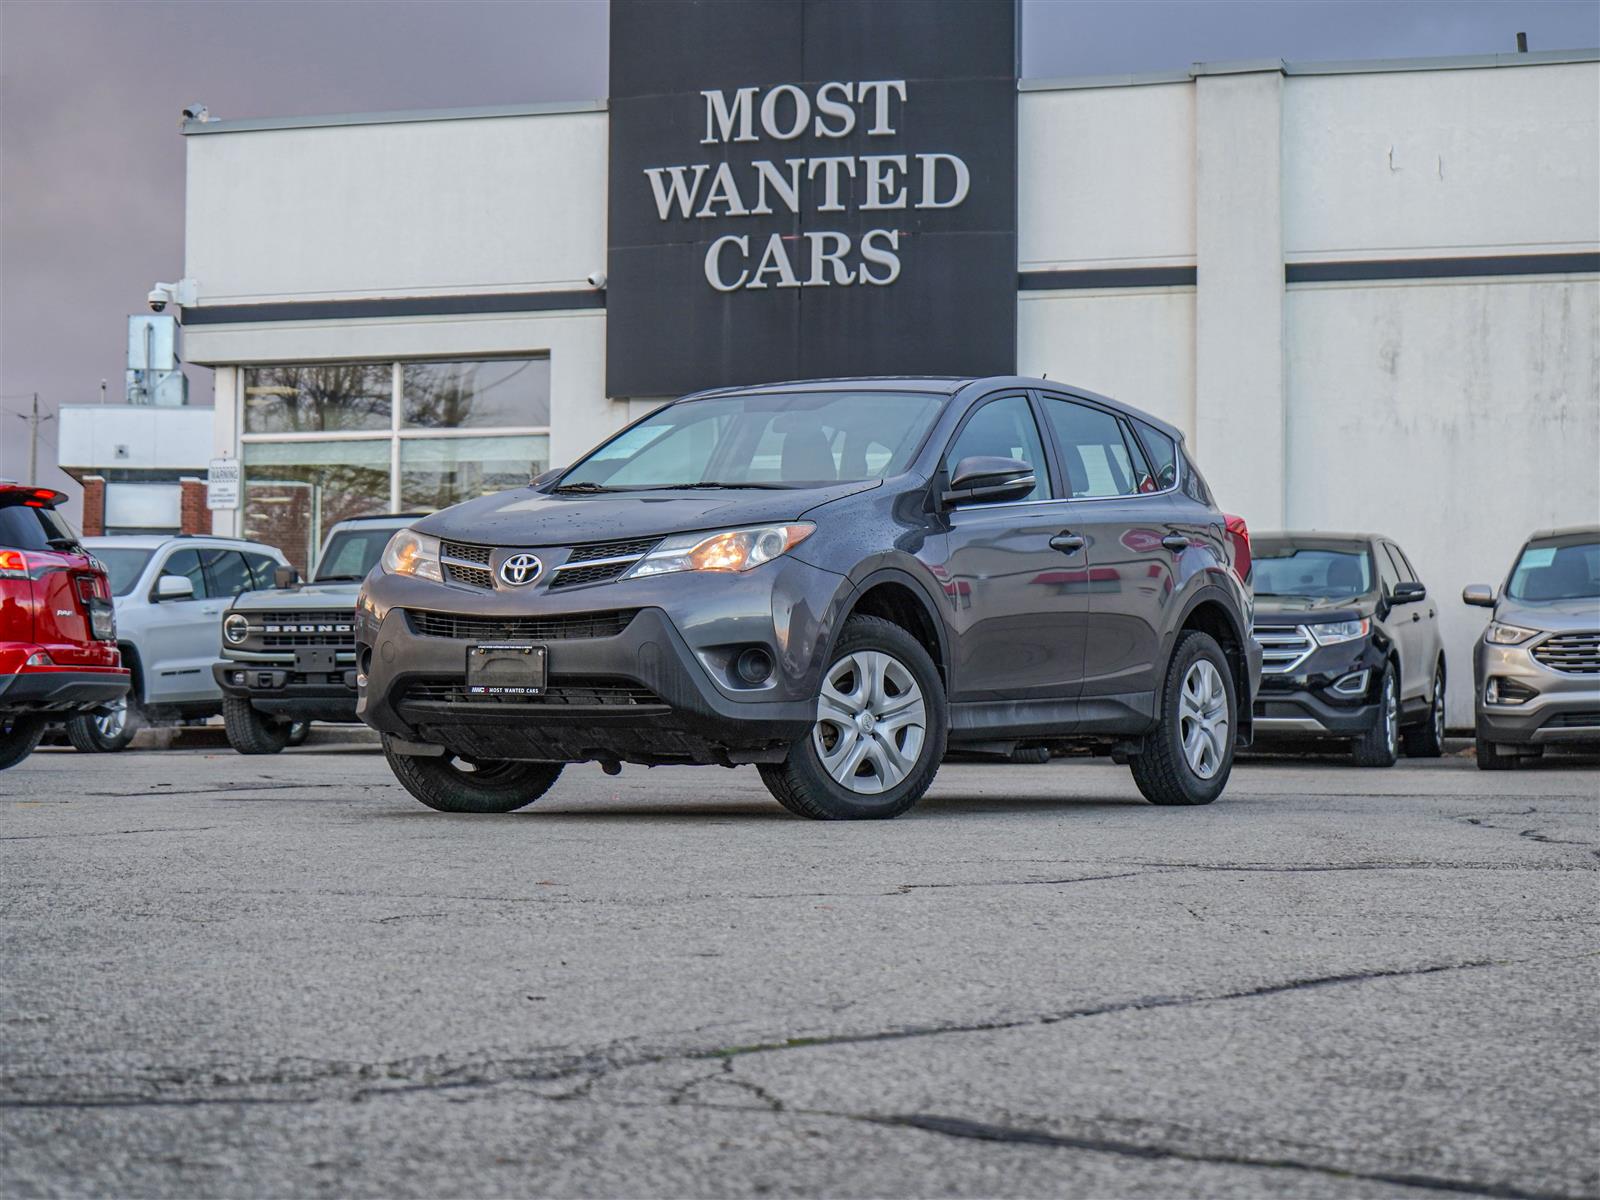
[467,644,547,696]
[294,647,337,673]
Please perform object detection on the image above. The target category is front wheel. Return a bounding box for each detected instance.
[65,695,140,753]
[1351,664,1400,767]
[758,615,948,820]
[1128,630,1236,806]
[383,737,563,813]
[223,696,290,755]
[0,715,45,771]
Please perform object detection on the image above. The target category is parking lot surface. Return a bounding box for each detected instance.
[2,744,1595,1199]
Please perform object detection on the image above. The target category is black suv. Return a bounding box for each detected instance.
[1251,533,1446,765]
[356,377,1259,819]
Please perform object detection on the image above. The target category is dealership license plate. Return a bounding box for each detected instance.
[466,644,547,696]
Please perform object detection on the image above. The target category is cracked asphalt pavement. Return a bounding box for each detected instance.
[2,743,1596,1199]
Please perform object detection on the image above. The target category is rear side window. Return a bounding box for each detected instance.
[1040,398,1145,499]
[1133,421,1180,491]
[0,500,76,551]
[158,548,210,599]
[944,395,1050,502]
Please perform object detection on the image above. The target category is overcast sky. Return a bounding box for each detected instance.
[2,0,1596,493]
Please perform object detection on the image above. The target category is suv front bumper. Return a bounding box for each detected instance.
[213,662,360,724]
[1474,637,1600,746]
[1251,633,1386,739]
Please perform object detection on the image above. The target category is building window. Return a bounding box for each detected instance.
[238,357,550,573]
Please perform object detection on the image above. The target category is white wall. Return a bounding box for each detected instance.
[185,110,608,302]
[57,405,214,472]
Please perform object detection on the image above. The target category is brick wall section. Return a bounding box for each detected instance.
[179,478,212,535]
[80,476,106,537]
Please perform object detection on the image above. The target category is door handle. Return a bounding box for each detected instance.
[1411,612,1421,622]
[1050,532,1085,554]
[1161,534,1190,552]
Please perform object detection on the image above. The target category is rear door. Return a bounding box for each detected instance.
[932,392,1088,702]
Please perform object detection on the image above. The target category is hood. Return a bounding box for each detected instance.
[411,481,880,547]
[230,581,362,611]
[1252,593,1373,624]
[1495,595,1600,632]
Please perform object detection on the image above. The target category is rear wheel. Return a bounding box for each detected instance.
[1351,664,1400,767]
[383,737,563,813]
[223,696,290,755]
[1127,630,1235,806]
[1403,665,1446,758]
[0,715,45,771]
[65,695,140,753]
[758,615,947,820]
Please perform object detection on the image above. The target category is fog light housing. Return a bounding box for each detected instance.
[735,647,773,685]
[1486,676,1538,705]
[1331,670,1369,697]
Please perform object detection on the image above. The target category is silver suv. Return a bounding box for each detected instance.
[1463,526,1600,768]
[68,535,288,751]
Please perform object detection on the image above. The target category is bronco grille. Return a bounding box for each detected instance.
[400,677,661,707]
[440,541,494,590]
[1532,631,1600,675]
[1253,624,1313,674]
[406,609,638,641]
[255,611,355,648]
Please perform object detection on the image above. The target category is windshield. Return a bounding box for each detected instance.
[1252,546,1373,599]
[93,548,154,597]
[1505,539,1600,602]
[315,527,396,581]
[558,390,944,491]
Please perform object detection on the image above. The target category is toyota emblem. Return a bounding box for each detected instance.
[498,553,543,587]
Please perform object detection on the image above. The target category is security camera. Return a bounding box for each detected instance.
[147,288,168,313]
[181,103,211,123]
[586,270,607,289]
[147,279,196,312]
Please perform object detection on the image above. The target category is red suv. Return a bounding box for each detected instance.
[0,483,128,770]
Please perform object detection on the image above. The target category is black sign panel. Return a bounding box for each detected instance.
[607,0,1018,398]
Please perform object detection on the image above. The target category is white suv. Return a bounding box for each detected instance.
[67,536,288,751]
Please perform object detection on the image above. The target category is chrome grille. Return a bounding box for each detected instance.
[406,609,638,641]
[441,541,494,590]
[549,537,661,590]
[567,537,660,563]
[1532,631,1600,675]
[1253,624,1313,674]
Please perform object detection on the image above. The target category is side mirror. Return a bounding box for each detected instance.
[1392,580,1427,604]
[274,565,302,589]
[1462,583,1496,608]
[942,456,1037,507]
[155,575,195,602]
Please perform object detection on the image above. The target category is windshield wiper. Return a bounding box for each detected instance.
[551,481,618,494]
[312,573,366,583]
[655,481,796,490]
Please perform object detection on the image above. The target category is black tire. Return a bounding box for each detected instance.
[382,736,563,813]
[758,615,947,820]
[1351,663,1400,767]
[1010,744,1052,765]
[65,695,140,753]
[284,721,311,747]
[1475,734,1518,771]
[0,715,45,771]
[1402,664,1446,758]
[223,696,291,755]
[1128,630,1236,806]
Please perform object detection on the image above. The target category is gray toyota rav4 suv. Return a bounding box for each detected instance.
[356,377,1259,819]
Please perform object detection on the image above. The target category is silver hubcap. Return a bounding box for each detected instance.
[1179,659,1229,780]
[1384,675,1398,752]
[94,698,127,741]
[1432,675,1445,743]
[813,650,927,794]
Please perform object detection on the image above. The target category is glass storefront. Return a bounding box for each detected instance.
[240,357,550,573]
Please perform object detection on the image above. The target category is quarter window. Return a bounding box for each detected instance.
[944,395,1049,502]
[1040,398,1145,499]
[1133,421,1180,491]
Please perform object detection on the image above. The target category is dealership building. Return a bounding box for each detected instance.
[164,2,1597,720]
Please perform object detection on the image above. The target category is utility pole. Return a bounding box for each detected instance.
[15,393,55,486]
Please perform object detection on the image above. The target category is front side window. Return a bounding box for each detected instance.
[1506,538,1600,602]
[158,548,209,600]
[944,395,1049,502]
[1252,544,1374,599]
[1376,545,1402,596]
[1041,398,1145,499]
[562,391,943,490]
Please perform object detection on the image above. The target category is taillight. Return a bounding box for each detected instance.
[0,549,29,578]
[75,574,108,605]
[1223,514,1252,583]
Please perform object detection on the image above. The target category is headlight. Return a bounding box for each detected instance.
[223,613,250,645]
[379,528,443,582]
[628,523,815,579]
[1309,618,1370,646]
[1486,621,1539,645]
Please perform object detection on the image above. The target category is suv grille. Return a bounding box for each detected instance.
[400,677,661,707]
[549,537,661,590]
[256,611,355,648]
[1532,631,1600,675]
[406,609,638,641]
[441,541,494,590]
[1254,624,1313,674]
